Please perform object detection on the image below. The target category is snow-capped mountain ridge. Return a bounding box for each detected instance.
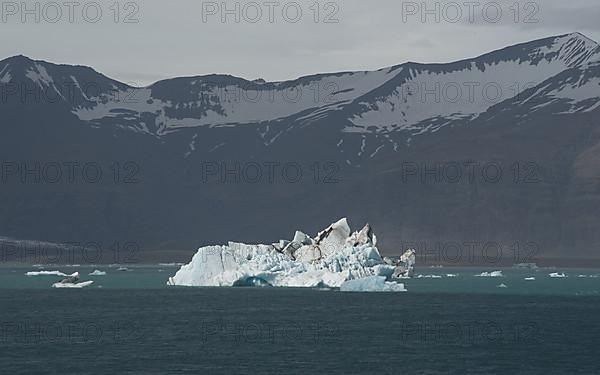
[347,33,600,134]
[0,54,129,111]
[1,33,599,138]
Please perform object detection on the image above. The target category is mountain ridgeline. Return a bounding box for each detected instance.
[1,33,600,264]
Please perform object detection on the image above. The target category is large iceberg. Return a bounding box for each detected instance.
[168,218,415,291]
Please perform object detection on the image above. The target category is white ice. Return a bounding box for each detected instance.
[549,272,567,278]
[52,280,94,289]
[26,270,77,277]
[168,218,414,292]
[416,274,442,279]
[475,271,504,278]
[340,276,406,292]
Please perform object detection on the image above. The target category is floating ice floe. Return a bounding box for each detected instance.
[51,272,94,288]
[475,271,504,278]
[168,218,415,292]
[52,280,94,288]
[524,277,536,281]
[446,274,458,278]
[89,270,107,276]
[26,270,70,277]
[416,274,443,279]
[497,283,508,288]
[549,272,567,278]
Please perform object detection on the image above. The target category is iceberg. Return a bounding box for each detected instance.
[168,218,415,291]
[89,270,107,276]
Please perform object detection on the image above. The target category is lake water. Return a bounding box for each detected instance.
[1,266,599,374]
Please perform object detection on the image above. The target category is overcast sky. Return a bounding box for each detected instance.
[2,0,599,86]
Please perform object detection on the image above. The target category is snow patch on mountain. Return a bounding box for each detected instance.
[349,34,600,135]
[537,33,600,67]
[72,68,402,134]
[25,63,66,101]
[70,75,91,101]
[25,64,54,89]
[0,64,10,83]
[552,79,600,113]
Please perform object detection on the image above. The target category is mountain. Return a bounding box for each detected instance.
[1,33,600,265]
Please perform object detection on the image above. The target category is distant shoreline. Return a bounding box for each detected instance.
[2,262,600,270]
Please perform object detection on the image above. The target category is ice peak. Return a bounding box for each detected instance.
[548,33,600,66]
[564,32,598,45]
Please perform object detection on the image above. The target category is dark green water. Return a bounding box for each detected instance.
[1,266,600,374]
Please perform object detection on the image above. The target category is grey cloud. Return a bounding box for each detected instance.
[0,0,597,85]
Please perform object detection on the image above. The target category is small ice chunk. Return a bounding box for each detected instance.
[549,272,567,278]
[293,231,312,245]
[475,271,504,278]
[26,270,70,277]
[52,280,94,289]
[340,276,406,292]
